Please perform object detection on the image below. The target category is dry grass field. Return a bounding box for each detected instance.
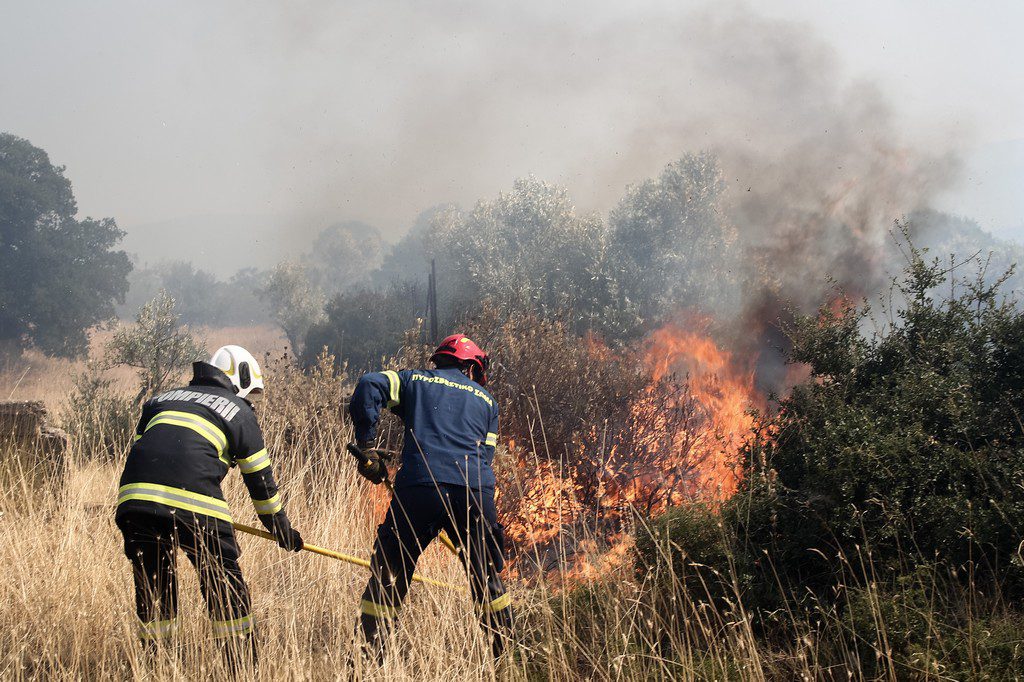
[0,325,288,410]
[0,325,777,681]
[0,331,520,680]
[0,325,982,681]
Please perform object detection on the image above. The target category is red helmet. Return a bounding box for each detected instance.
[431,334,490,385]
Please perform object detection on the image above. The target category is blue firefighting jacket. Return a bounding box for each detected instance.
[349,367,499,490]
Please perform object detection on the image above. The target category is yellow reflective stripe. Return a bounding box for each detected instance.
[118,493,232,523]
[211,614,254,638]
[484,432,498,447]
[478,593,512,613]
[145,410,227,455]
[117,483,233,523]
[252,492,282,515]
[382,370,401,407]
[133,434,142,442]
[360,600,399,619]
[138,617,179,640]
[149,410,228,452]
[237,448,270,474]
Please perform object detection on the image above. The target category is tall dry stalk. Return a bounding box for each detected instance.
[0,350,1003,680]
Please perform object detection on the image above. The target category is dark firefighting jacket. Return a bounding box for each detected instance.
[349,367,499,490]
[116,362,288,529]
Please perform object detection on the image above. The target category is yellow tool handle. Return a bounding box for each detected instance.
[437,530,458,554]
[232,523,461,591]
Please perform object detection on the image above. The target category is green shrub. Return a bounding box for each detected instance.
[105,290,206,400]
[62,370,136,461]
[303,282,425,372]
[726,234,1024,619]
[840,574,1024,680]
[633,502,743,648]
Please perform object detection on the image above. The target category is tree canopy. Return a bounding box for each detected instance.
[260,261,325,354]
[105,290,206,400]
[0,133,131,357]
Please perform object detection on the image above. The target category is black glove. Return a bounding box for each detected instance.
[357,454,387,485]
[354,441,387,485]
[270,515,303,552]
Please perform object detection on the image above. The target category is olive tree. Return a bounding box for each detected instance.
[426,177,628,337]
[260,261,325,354]
[105,290,206,400]
[607,152,738,327]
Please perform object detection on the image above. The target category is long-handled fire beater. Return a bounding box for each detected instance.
[345,442,460,556]
[231,441,462,591]
[232,522,460,590]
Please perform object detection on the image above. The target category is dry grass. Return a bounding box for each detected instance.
[0,325,286,411]
[0,348,516,681]
[0,345,771,682]
[0,447,510,680]
[0,338,967,681]
[0,440,775,681]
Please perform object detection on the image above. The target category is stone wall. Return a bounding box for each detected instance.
[0,401,69,455]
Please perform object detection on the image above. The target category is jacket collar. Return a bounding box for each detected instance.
[190,361,236,393]
[436,365,475,385]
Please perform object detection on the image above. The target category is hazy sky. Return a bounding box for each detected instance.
[2,1,1022,266]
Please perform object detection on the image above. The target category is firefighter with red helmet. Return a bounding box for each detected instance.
[348,334,513,660]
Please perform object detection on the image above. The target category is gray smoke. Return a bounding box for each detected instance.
[4,2,972,275]
[220,2,964,388]
[207,2,959,245]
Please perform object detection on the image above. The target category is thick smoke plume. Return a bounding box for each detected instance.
[591,10,959,389]
[238,3,962,391]
[220,3,959,246]
[682,12,957,387]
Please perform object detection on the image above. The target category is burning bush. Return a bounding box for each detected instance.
[575,237,1024,679]
[433,304,762,576]
[732,242,1024,604]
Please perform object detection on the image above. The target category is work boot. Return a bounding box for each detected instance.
[481,606,514,659]
[220,632,258,675]
[357,614,388,665]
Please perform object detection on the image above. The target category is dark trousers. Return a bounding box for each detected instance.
[359,483,514,658]
[116,511,256,666]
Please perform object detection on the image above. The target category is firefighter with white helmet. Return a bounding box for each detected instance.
[210,344,266,399]
[115,344,302,670]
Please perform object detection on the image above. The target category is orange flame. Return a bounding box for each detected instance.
[639,322,763,502]
[501,321,765,582]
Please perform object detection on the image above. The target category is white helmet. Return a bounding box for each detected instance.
[209,345,264,399]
